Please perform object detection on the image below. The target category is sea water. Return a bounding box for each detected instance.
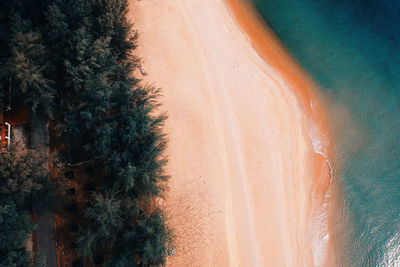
[251,0,400,266]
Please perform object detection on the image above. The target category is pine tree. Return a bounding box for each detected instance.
[85,193,123,242]
[75,229,98,261]
[136,210,170,266]
[0,0,55,116]
[42,0,171,265]
[0,2,54,266]
[105,253,136,267]
[0,144,51,211]
[0,197,34,267]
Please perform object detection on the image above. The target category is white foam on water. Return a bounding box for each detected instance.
[379,232,400,266]
[307,117,334,180]
[307,118,334,267]
[308,188,331,267]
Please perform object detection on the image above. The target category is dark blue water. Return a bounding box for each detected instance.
[252,0,400,266]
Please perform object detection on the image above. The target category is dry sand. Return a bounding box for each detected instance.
[128,0,332,266]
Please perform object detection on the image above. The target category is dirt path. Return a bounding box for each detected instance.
[31,117,57,267]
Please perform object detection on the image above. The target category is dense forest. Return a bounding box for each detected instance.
[0,145,51,266]
[0,0,170,266]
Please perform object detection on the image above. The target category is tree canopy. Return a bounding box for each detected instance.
[44,0,170,265]
[0,0,55,115]
[0,145,51,267]
[0,197,34,267]
[0,145,51,211]
[2,0,170,265]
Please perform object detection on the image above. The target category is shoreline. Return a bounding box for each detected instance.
[129,0,332,265]
[224,0,334,265]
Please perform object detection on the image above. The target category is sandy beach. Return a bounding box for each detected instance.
[128,0,332,266]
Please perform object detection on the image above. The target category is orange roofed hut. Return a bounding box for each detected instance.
[0,107,30,151]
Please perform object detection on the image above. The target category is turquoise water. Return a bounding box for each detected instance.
[252,0,400,266]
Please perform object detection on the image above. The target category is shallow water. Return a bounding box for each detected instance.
[252,0,400,266]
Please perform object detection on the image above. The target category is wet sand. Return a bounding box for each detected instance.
[128,0,332,266]
[224,1,334,265]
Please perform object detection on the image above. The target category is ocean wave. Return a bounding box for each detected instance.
[307,118,334,266]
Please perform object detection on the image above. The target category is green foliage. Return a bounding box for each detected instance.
[103,86,168,198]
[7,29,55,114]
[75,230,98,261]
[0,2,55,116]
[88,0,137,59]
[136,210,170,266]
[46,0,171,263]
[0,197,34,267]
[0,143,53,266]
[0,0,172,265]
[105,253,136,267]
[85,193,123,242]
[0,1,56,266]
[0,144,51,211]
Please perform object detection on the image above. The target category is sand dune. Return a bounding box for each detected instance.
[128,0,329,266]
